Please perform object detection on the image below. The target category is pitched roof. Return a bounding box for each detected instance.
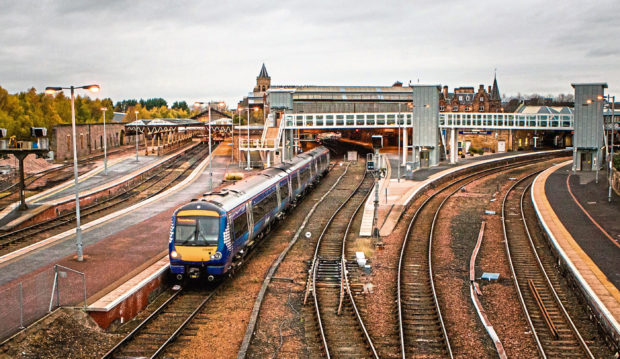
[258,63,269,78]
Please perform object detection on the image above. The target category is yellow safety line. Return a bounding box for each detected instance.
[535,163,620,304]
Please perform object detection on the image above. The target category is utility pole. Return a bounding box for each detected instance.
[608,95,616,203]
[397,103,401,182]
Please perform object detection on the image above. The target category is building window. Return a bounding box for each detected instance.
[439,106,445,111]
[480,97,484,102]
[459,96,463,101]
[479,105,484,112]
[452,106,458,112]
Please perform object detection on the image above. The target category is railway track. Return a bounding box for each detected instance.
[0,146,131,204]
[306,167,378,358]
[0,143,209,256]
[102,286,218,359]
[502,173,595,358]
[395,159,562,358]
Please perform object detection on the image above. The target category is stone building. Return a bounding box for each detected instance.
[439,75,502,113]
[50,123,139,161]
[238,63,271,120]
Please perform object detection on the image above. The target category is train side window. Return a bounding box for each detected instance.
[253,189,277,221]
[279,181,289,202]
[233,211,248,240]
[300,167,309,184]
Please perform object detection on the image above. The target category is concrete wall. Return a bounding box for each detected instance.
[51,123,143,161]
[411,85,440,166]
[572,83,606,171]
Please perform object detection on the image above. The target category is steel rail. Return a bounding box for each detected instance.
[101,289,183,358]
[236,163,348,359]
[396,159,552,358]
[501,172,594,359]
[101,287,218,359]
[339,171,378,358]
[309,169,370,358]
[150,290,218,358]
[0,144,208,249]
[0,146,130,198]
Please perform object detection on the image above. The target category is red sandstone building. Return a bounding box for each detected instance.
[439,75,502,113]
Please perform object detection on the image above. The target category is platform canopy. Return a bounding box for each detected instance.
[124,118,205,134]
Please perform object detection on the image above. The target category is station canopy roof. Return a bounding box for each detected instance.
[125,118,203,127]
[269,85,413,102]
[516,105,574,115]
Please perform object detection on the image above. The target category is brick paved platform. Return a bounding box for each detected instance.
[0,141,236,338]
[0,141,198,230]
[360,149,569,236]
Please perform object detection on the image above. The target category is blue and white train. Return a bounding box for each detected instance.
[169,147,330,281]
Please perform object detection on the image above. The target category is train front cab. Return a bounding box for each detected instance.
[169,203,230,281]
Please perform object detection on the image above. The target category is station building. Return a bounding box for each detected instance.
[50,122,134,161]
[239,64,576,166]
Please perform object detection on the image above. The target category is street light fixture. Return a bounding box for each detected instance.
[44,84,100,262]
[100,107,108,175]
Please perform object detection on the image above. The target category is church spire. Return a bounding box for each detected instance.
[258,63,269,78]
[491,71,500,101]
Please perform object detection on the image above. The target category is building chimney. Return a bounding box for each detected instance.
[443,86,448,97]
[479,84,484,92]
[488,85,492,93]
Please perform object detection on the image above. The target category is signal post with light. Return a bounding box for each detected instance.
[368,135,386,245]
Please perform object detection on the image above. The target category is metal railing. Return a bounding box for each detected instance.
[281,112,574,131]
[239,138,279,149]
[48,264,87,311]
[0,268,55,341]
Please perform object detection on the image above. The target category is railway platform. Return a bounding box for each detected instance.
[360,149,568,237]
[0,141,198,230]
[0,141,235,340]
[532,161,620,345]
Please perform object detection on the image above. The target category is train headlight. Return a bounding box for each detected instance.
[210,251,222,260]
[171,250,179,259]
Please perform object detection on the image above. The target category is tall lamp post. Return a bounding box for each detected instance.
[134,110,139,162]
[233,107,241,164]
[100,107,108,175]
[194,101,225,191]
[397,102,401,182]
[45,84,100,262]
[606,94,616,203]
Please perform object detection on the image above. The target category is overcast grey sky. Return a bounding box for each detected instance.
[1,0,618,107]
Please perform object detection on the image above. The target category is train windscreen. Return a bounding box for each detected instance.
[175,217,219,246]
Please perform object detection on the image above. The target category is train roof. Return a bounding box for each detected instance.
[199,146,329,212]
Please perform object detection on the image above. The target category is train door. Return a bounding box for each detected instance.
[580,152,592,171]
[288,180,293,201]
[246,202,254,240]
[420,151,430,168]
[276,182,282,209]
